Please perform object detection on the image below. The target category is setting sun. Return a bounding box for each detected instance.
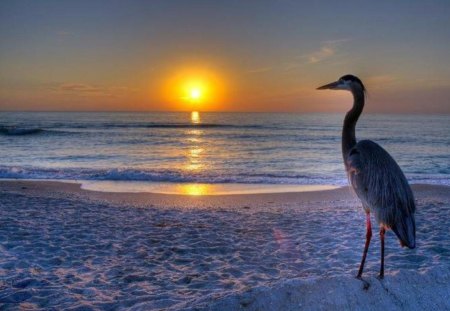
[189,88,202,101]
[182,80,207,105]
[162,66,227,111]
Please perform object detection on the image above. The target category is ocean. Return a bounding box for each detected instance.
[0,112,449,192]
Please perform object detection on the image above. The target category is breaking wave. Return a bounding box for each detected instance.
[0,166,347,185]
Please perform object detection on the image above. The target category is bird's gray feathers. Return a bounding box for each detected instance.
[346,139,416,248]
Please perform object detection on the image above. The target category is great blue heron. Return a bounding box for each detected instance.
[317,75,416,280]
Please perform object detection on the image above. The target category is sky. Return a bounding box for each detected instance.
[1,0,450,113]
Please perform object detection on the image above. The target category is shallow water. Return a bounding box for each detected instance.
[0,112,449,187]
[79,180,338,195]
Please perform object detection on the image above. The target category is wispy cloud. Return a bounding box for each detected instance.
[55,31,74,43]
[246,67,272,74]
[366,75,398,86]
[58,83,112,96]
[308,46,335,64]
[52,83,137,97]
[322,38,352,45]
[282,38,351,71]
[56,30,73,37]
[60,83,101,92]
[365,75,450,90]
[305,38,351,64]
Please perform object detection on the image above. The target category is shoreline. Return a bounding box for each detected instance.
[1,180,449,310]
[1,180,449,211]
[0,178,341,196]
[1,178,449,197]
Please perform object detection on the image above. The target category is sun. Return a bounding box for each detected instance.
[162,66,227,111]
[189,88,202,101]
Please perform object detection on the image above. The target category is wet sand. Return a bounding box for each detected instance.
[0,181,449,310]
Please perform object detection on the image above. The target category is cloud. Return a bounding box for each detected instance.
[308,46,335,64]
[56,31,73,37]
[321,38,352,45]
[55,31,74,42]
[305,38,351,64]
[282,38,351,71]
[53,83,138,97]
[246,67,272,74]
[60,83,101,92]
[58,83,112,97]
[366,75,398,88]
[364,75,450,91]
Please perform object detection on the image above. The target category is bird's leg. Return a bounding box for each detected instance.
[378,227,386,279]
[357,212,372,279]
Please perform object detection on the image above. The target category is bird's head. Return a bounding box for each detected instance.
[317,74,366,93]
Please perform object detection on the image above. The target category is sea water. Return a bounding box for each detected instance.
[0,112,449,193]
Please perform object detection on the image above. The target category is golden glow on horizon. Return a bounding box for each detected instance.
[163,67,226,111]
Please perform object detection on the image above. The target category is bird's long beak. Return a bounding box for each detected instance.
[316,81,339,90]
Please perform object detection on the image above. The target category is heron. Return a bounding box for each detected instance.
[317,74,416,280]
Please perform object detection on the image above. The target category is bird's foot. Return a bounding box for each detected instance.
[356,275,370,290]
[377,273,384,280]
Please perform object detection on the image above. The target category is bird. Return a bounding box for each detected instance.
[317,74,416,280]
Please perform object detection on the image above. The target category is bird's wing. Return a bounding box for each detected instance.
[346,140,416,247]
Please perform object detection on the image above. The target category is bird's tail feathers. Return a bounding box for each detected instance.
[391,214,416,249]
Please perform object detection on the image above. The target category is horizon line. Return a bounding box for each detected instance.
[0,110,449,116]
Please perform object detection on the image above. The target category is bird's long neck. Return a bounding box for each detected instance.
[342,87,365,160]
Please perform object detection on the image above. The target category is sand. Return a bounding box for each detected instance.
[0,181,449,310]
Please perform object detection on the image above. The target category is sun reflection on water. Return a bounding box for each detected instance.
[183,111,205,172]
[191,111,200,124]
[176,183,210,196]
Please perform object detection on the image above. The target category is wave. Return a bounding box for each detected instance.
[0,127,43,136]
[144,123,259,129]
[0,123,272,136]
[1,165,448,186]
[0,127,76,136]
[60,122,269,130]
[0,166,348,185]
[406,174,450,186]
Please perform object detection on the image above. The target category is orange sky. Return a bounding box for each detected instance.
[1,1,450,113]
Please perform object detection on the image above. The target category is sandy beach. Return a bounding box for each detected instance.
[2,0,450,310]
[0,181,449,310]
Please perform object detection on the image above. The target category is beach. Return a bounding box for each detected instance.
[1,181,449,310]
[2,0,450,309]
